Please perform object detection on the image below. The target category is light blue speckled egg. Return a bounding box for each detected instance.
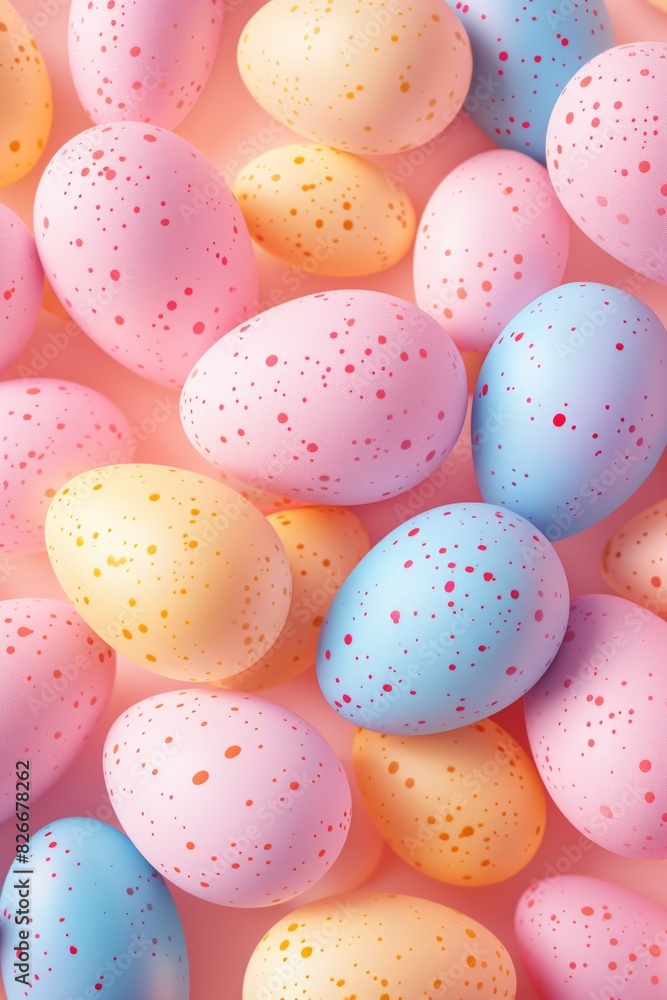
[444,0,614,163]
[472,282,667,540]
[316,502,569,735]
[1,818,188,1000]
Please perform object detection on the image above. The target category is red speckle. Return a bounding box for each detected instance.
[444,580,455,593]
[266,355,278,367]
[344,634,352,645]
[160,219,170,226]
[510,589,520,599]
[69,946,78,954]
[640,760,652,772]
[400,440,411,450]
[534,610,544,622]
[306,442,318,452]
[580,75,592,87]
[144,134,157,142]
[130,46,141,56]
[506,666,517,676]
[193,322,205,334]
[553,413,566,427]
[277,413,288,423]
[390,611,401,624]
[110,269,120,281]
[639,161,651,173]
[499,51,508,60]
[615,343,624,351]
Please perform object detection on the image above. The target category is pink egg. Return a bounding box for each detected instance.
[0,377,135,554]
[516,875,667,998]
[413,149,570,352]
[103,688,351,906]
[525,594,667,859]
[34,122,258,387]
[68,0,223,129]
[0,598,115,824]
[0,203,44,374]
[180,290,468,505]
[547,42,667,285]
[602,499,667,619]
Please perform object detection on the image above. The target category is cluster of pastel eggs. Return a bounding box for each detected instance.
[2,0,667,996]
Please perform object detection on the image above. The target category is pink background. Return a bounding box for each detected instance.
[2,0,667,996]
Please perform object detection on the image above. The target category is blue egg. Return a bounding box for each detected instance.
[1,818,189,1000]
[316,502,569,734]
[444,0,614,163]
[472,283,667,540]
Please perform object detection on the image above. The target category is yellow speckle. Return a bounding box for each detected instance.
[122,629,132,640]
[147,544,157,554]
[400,82,410,93]
[293,156,305,164]
[146,654,157,662]
[149,493,160,501]
[160,609,169,618]
[271,173,281,181]
[279,940,290,951]
[301,947,312,958]
[76,537,84,547]
[93,568,101,577]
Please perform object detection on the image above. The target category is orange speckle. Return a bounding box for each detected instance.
[225,745,242,758]
[192,771,209,785]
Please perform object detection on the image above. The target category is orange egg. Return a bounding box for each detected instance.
[602,498,667,619]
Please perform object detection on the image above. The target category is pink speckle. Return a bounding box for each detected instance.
[639,161,651,173]
[343,634,352,645]
[265,355,278,367]
[390,611,401,624]
[600,805,613,819]
[553,413,566,427]
[130,46,141,56]
[193,322,205,334]
[640,760,652,772]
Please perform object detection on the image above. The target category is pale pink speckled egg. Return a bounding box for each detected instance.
[34,122,258,387]
[413,149,570,352]
[0,598,115,824]
[103,688,351,907]
[0,203,44,374]
[68,0,223,129]
[525,594,667,859]
[602,499,667,618]
[0,377,135,554]
[516,875,667,998]
[547,42,667,284]
[180,290,468,505]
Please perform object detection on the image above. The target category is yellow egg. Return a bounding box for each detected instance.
[0,0,52,187]
[221,506,369,691]
[233,144,416,276]
[243,891,517,999]
[353,720,546,886]
[601,498,667,619]
[45,464,292,682]
[237,0,472,155]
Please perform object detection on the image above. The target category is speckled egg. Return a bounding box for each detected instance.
[516,875,667,999]
[69,0,223,129]
[45,464,292,683]
[103,688,351,907]
[472,282,667,539]
[180,289,467,505]
[34,122,258,387]
[413,149,570,352]
[0,818,189,1000]
[237,0,472,155]
[221,506,369,692]
[0,0,52,187]
[525,594,667,859]
[316,502,569,735]
[602,499,667,618]
[445,0,614,164]
[0,598,115,825]
[1,378,135,555]
[0,203,44,373]
[547,42,667,284]
[243,891,517,998]
[353,720,546,886]
[233,143,416,276]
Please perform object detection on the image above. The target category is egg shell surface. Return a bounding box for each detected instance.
[237,0,472,155]
[0,203,44,373]
[525,593,667,858]
[45,463,292,682]
[103,688,351,907]
[472,282,667,539]
[0,817,189,1000]
[1,377,135,554]
[602,498,667,618]
[33,122,258,387]
[413,148,570,352]
[316,502,569,734]
[180,289,468,505]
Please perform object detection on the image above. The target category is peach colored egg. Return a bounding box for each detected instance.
[602,499,667,618]
[0,203,44,373]
[516,875,667,999]
[413,149,570,352]
[34,122,258,387]
[237,0,472,155]
[547,42,667,285]
[0,598,115,824]
[0,0,52,187]
[233,144,416,276]
[45,464,292,683]
[69,0,223,129]
[220,506,369,692]
[353,719,545,886]
[103,688,351,907]
[648,0,667,9]
[0,378,135,555]
[243,892,517,998]
[180,289,468,505]
[525,594,667,859]
[218,468,307,516]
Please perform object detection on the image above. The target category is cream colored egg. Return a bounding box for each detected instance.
[221,506,369,691]
[0,0,52,187]
[234,144,416,276]
[353,720,546,886]
[237,0,472,155]
[602,498,667,619]
[45,464,292,682]
[243,891,517,999]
